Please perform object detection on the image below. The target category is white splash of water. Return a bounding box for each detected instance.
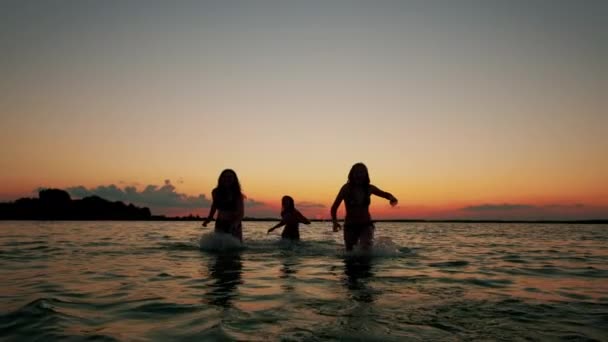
[199,232,243,252]
[342,236,408,257]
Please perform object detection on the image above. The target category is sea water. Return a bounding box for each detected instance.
[1,221,607,341]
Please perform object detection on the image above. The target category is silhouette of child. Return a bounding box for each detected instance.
[267,195,311,241]
[331,163,398,251]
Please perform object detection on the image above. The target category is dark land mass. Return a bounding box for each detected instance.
[0,189,151,220]
[1,190,606,224]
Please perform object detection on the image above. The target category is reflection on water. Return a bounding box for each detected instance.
[206,253,243,308]
[280,260,297,278]
[343,256,375,303]
[280,256,298,293]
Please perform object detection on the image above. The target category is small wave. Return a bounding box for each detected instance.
[2,298,59,318]
[436,277,513,288]
[83,241,120,247]
[429,260,469,268]
[157,241,200,251]
[493,266,608,278]
[501,256,527,264]
[0,298,74,336]
[124,302,201,316]
[3,240,47,247]
[0,298,120,341]
[557,291,593,301]
[466,278,513,288]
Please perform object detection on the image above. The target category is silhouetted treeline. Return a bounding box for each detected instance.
[0,189,151,220]
[150,214,203,221]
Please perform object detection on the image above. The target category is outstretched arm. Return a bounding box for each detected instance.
[330,185,345,231]
[267,220,286,234]
[370,185,398,206]
[297,210,311,225]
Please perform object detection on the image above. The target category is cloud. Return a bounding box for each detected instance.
[59,180,270,215]
[117,180,140,186]
[296,201,326,209]
[461,203,535,211]
[544,203,585,209]
[63,180,211,209]
[244,197,265,208]
[461,203,587,212]
[455,202,608,220]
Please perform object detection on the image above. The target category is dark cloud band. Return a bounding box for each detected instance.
[64,180,211,209]
[461,203,586,211]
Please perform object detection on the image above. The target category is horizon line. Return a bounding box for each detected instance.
[3,217,604,224]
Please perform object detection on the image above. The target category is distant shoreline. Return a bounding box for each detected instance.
[2,189,606,224]
[1,218,606,224]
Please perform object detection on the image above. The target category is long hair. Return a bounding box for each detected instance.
[281,195,295,217]
[213,169,242,201]
[347,162,370,185]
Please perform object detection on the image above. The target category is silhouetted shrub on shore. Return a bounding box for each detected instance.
[0,189,151,220]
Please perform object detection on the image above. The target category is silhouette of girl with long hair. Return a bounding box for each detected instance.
[202,169,244,242]
[330,163,398,251]
[267,195,311,241]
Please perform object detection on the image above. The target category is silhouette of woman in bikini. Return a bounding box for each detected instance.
[330,163,398,251]
[202,169,244,242]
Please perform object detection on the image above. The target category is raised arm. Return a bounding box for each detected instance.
[330,185,346,231]
[370,185,398,206]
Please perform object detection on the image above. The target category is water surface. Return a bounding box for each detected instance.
[1,221,607,341]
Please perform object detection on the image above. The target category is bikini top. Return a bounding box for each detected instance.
[281,210,300,226]
[213,189,240,211]
[344,184,370,210]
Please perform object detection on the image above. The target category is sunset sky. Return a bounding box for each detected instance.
[1,1,606,220]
